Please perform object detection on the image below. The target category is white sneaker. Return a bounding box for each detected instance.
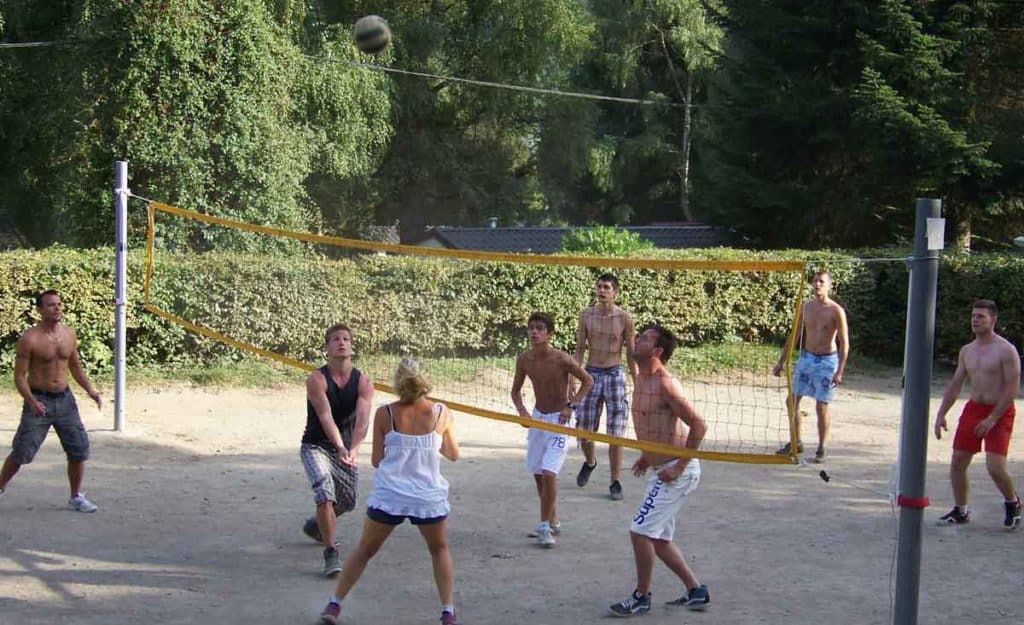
[537,526,556,548]
[69,493,98,513]
[528,522,561,538]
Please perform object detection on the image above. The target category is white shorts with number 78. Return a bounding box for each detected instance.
[526,408,574,475]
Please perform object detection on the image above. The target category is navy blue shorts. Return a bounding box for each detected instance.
[366,506,446,526]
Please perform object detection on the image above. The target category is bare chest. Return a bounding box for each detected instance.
[964,345,1005,380]
[586,313,626,344]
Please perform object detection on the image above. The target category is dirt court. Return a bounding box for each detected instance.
[0,372,1021,625]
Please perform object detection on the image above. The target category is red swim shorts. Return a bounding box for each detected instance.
[952,400,1015,456]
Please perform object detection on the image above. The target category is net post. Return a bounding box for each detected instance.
[113,161,130,432]
[893,198,942,625]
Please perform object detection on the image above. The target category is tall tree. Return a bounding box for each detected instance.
[701,0,1024,249]
[305,1,592,238]
[0,0,392,249]
[537,0,723,226]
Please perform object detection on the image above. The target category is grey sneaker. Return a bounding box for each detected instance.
[576,461,597,487]
[528,522,561,538]
[609,591,651,617]
[303,517,323,543]
[682,584,710,611]
[536,525,556,548]
[68,493,97,513]
[609,480,623,501]
[937,507,970,526]
[323,547,342,577]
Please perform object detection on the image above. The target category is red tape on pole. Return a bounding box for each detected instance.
[897,495,930,509]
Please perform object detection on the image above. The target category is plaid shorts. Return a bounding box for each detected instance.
[576,365,629,437]
[300,443,358,515]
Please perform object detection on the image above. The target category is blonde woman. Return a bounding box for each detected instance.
[319,358,460,625]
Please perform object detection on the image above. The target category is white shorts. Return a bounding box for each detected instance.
[630,459,701,541]
[526,409,574,475]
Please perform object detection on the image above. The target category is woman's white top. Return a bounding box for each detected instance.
[366,403,450,518]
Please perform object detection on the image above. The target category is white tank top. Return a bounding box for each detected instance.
[366,403,450,518]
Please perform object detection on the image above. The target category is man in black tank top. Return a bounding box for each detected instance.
[298,324,375,577]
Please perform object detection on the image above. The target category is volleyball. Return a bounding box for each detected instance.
[353,15,391,54]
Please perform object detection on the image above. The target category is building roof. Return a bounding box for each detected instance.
[408,224,735,253]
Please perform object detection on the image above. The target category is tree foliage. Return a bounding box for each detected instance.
[1,1,1023,250]
[0,0,391,249]
[561,225,655,256]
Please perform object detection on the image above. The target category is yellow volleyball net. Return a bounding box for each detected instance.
[140,199,807,465]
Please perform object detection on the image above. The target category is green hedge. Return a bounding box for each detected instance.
[2,247,1021,376]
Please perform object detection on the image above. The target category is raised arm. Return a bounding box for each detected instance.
[833,305,850,385]
[67,329,102,409]
[306,371,346,455]
[934,347,969,439]
[347,373,375,460]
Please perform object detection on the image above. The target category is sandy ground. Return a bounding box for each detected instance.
[0,372,1021,625]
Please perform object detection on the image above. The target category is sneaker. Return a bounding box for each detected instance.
[536,525,556,548]
[682,584,710,611]
[68,493,97,513]
[303,517,323,543]
[323,547,342,577]
[1004,497,1022,530]
[440,610,458,625]
[528,522,561,538]
[812,447,825,463]
[936,507,970,526]
[609,591,652,617]
[775,442,803,455]
[577,461,597,487]
[319,601,341,625]
[609,480,623,501]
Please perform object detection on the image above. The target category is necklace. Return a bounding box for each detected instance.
[45,327,62,343]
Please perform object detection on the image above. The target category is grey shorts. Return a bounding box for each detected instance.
[300,443,358,516]
[10,388,90,464]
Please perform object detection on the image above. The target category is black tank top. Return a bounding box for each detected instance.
[302,365,361,450]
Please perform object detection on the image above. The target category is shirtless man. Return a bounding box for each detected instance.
[772,270,849,462]
[934,300,1021,529]
[574,273,638,500]
[0,290,103,512]
[512,312,594,548]
[608,324,709,616]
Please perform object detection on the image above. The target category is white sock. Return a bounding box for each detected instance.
[538,521,550,531]
[442,605,455,614]
[328,595,341,605]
